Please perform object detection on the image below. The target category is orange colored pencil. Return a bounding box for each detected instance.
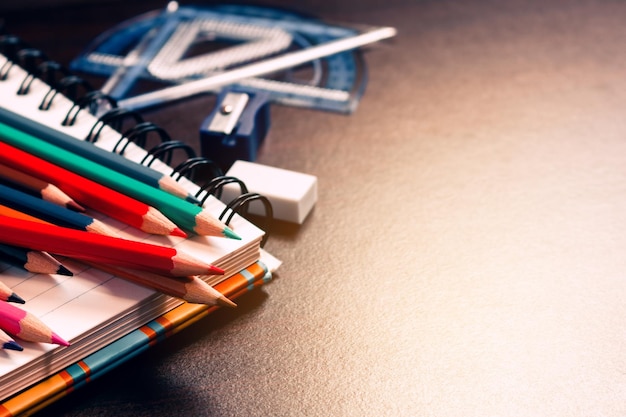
[0,203,48,224]
[0,215,224,277]
[0,142,186,237]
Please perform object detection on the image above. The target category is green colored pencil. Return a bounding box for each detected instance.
[0,121,239,239]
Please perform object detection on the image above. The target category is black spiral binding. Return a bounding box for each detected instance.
[87,107,144,143]
[128,136,274,246]
[0,35,274,245]
[16,48,48,95]
[63,90,118,126]
[0,34,24,80]
[171,157,223,183]
[194,175,273,247]
[39,75,94,111]
[114,122,172,155]
[38,60,71,89]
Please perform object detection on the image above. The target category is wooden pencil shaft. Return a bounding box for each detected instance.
[0,280,16,299]
[0,216,210,276]
[0,122,215,234]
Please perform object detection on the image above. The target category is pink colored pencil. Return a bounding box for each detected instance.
[0,301,69,346]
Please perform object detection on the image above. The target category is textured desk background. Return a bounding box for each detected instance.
[4,0,626,416]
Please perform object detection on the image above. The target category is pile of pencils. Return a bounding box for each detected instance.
[0,111,243,351]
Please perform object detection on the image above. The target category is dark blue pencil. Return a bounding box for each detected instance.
[0,183,114,236]
[0,243,73,277]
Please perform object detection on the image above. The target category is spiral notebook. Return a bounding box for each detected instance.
[0,35,280,413]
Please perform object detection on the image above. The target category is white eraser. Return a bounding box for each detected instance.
[221,160,318,224]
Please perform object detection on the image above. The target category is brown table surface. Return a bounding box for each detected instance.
[3,0,626,415]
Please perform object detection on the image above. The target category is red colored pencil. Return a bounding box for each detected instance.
[0,142,186,237]
[0,215,224,277]
[0,301,69,346]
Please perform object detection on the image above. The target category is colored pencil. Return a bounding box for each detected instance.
[0,122,239,238]
[0,280,24,304]
[0,163,84,211]
[0,216,224,277]
[0,203,49,224]
[0,243,73,277]
[0,301,69,346]
[0,328,23,351]
[0,107,198,203]
[0,183,114,235]
[0,141,186,237]
[88,262,236,307]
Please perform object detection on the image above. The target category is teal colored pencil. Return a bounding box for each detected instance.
[0,122,239,238]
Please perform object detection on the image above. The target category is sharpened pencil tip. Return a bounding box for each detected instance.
[7,292,25,304]
[208,265,225,275]
[57,265,73,277]
[217,296,237,308]
[186,194,202,205]
[67,200,86,212]
[170,227,188,238]
[223,226,241,240]
[51,332,70,347]
[3,340,23,351]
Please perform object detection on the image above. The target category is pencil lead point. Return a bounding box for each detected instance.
[57,265,74,277]
[186,194,202,205]
[3,340,23,351]
[207,265,225,275]
[223,226,241,240]
[67,200,86,212]
[217,296,237,308]
[7,292,25,304]
[170,227,188,238]
[51,332,70,347]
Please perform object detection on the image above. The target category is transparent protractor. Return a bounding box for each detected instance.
[70,4,369,113]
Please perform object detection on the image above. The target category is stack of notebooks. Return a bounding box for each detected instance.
[0,40,280,416]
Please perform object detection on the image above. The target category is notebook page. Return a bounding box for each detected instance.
[0,54,267,399]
